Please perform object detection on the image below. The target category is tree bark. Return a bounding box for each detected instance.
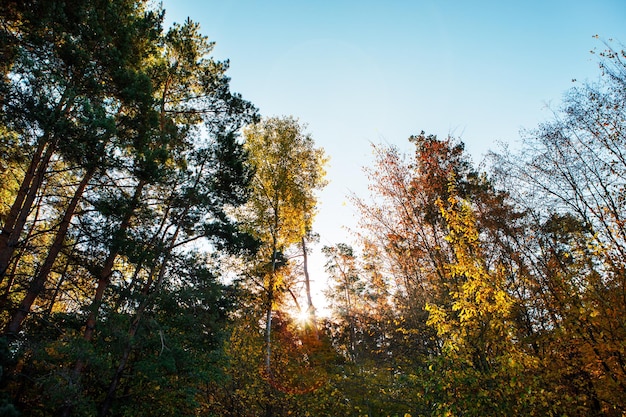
[0,91,74,283]
[0,140,55,282]
[5,167,94,337]
[81,179,145,344]
[265,209,279,378]
[0,191,45,313]
[301,236,318,338]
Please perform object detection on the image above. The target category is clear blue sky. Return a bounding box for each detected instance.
[161,0,626,307]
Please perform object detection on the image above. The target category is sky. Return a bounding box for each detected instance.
[161,0,626,309]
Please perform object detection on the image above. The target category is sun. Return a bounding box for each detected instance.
[293,308,313,326]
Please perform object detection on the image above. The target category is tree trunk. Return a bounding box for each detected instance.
[0,139,46,242]
[0,140,55,282]
[0,91,74,283]
[0,192,44,313]
[265,285,273,376]
[44,245,75,318]
[81,179,145,344]
[265,214,279,378]
[301,236,318,338]
[5,167,94,337]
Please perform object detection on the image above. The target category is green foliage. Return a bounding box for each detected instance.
[0,0,257,415]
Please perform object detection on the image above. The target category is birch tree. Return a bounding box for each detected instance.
[239,116,327,379]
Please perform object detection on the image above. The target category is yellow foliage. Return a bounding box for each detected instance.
[241,116,328,249]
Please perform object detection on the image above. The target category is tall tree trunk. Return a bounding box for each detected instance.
[341,265,356,363]
[0,187,46,314]
[81,179,145,344]
[301,236,318,338]
[0,139,46,241]
[265,281,273,376]
[265,210,279,378]
[0,140,55,282]
[44,241,76,318]
[4,166,94,337]
[0,91,74,283]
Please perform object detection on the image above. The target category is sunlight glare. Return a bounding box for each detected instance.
[294,308,312,326]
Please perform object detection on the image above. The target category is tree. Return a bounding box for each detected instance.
[237,116,327,402]
[0,0,162,285]
[423,190,545,415]
[490,43,626,415]
[0,2,258,415]
[348,133,549,415]
[322,243,360,362]
[351,135,482,360]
